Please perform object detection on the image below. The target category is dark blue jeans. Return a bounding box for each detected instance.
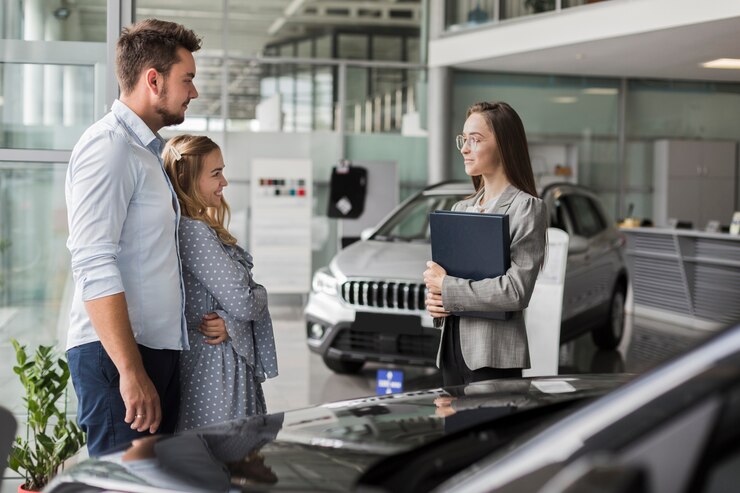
[67,341,180,456]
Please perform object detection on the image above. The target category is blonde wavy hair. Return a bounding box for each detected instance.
[163,135,236,245]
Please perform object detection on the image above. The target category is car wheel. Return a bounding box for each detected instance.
[323,356,364,374]
[591,283,626,350]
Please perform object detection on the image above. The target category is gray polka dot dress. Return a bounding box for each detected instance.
[177,217,278,431]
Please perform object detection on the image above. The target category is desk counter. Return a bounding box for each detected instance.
[621,227,740,328]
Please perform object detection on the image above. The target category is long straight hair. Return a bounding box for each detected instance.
[466,101,539,199]
[163,135,236,245]
[466,102,546,269]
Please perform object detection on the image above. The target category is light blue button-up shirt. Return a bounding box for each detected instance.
[65,100,188,351]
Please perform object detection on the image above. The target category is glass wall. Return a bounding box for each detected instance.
[0,3,107,481]
[0,0,105,150]
[451,71,740,221]
[445,0,611,31]
[0,0,107,42]
[0,163,69,351]
[452,71,620,213]
[623,79,740,220]
[0,62,97,150]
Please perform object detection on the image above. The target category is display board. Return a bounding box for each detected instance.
[250,158,312,294]
[523,228,569,377]
[337,160,398,247]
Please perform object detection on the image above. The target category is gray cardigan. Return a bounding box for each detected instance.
[437,185,547,370]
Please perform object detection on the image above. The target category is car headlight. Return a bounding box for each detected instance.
[312,268,339,297]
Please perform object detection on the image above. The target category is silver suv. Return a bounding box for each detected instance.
[305,182,628,374]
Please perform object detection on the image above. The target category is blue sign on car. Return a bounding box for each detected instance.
[376,369,403,395]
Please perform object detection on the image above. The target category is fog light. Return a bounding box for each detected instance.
[310,323,325,339]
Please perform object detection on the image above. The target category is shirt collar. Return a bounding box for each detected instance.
[112,99,165,154]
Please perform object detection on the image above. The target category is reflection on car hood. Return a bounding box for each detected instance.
[48,375,632,493]
[332,240,431,281]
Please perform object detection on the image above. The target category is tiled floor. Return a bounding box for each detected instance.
[0,298,716,492]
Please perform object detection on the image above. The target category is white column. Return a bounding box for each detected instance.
[426,66,451,184]
[62,2,87,126]
[23,0,45,125]
[43,13,64,127]
[63,67,84,127]
[2,1,23,125]
[3,0,23,38]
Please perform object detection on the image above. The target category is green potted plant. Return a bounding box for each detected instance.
[8,339,85,492]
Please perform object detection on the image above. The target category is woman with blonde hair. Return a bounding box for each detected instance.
[163,134,277,430]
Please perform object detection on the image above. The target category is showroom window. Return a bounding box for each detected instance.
[0,0,109,466]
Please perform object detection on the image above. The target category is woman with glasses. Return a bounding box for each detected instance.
[423,101,547,386]
[163,135,278,430]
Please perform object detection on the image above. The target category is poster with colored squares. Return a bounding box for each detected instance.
[257,177,307,198]
[250,159,312,293]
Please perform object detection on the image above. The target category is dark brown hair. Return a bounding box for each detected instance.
[466,101,538,198]
[163,135,236,246]
[116,18,201,95]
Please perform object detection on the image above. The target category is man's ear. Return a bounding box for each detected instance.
[144,68,161,95]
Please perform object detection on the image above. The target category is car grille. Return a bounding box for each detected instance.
[340,280,427,311]
[333,330,439,359]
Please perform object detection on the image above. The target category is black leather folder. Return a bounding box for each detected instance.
[429,210,512,321]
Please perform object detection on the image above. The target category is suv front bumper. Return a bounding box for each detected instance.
[305,292,441,367]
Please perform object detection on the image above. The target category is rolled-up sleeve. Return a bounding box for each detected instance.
[66,132,136,301]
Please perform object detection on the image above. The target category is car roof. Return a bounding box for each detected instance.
[421,180,473,195]
[421,181,600,200]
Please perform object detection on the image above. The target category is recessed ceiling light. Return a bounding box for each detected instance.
[551,96,578,104]
[701,58,740,69]
[575,53,585,60]
[583,88,618,95]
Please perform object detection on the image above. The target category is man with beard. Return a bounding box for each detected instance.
[65,19,221,456]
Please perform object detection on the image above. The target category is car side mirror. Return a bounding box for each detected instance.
[568,236,589,255]
[360,228,375,241]
[538,456,649,493]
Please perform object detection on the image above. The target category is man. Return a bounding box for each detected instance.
[65,19,217,456]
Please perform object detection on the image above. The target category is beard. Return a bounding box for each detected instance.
[155,85,186,127]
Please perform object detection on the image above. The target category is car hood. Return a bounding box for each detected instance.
[331,239,431,281]
[48,375,631,493]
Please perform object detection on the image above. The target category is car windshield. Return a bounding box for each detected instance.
[373,194,465,242]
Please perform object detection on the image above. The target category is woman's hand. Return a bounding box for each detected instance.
[434,396,457,417]
[199,312,229,344]
[424,261,450,319]
[425,291,450,319]
[423,261,447,294]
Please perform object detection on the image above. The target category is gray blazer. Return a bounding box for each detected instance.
[437,185,547,370]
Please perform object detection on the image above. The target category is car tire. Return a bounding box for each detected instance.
[591,282,626,350]
[323,356,364,374]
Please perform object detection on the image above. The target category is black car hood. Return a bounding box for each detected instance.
[48,375,631,493]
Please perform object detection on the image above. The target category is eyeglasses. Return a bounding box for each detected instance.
[455,134,482,152]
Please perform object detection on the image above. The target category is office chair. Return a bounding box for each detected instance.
[0,407,18,489]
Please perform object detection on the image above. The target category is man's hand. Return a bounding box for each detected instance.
[199,312,228,345]
[120,368,161,433]
[85,293,162,434]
